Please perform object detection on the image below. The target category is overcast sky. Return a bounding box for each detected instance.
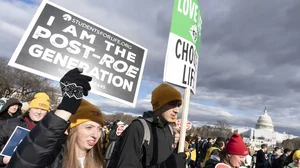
[1,0,300,135]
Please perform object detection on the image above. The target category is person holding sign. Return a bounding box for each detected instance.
[0,93,50,167]
[107,83,186,168]
[7,68,105,168]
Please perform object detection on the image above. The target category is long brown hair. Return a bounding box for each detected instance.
[220,150,232,167]
[63,126,105,168]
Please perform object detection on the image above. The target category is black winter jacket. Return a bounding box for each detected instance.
[205,159,220,168]
[116,111,186,168]
[6,112,69,168]
[256,149,267,168]
[0,116,31,167]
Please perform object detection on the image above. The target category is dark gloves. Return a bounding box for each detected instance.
[57,68,92,114]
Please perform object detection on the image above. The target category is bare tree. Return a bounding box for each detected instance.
[215,119,232,138]
[282,138,300,150]
[103,113,137,124]
[0,57,61,109]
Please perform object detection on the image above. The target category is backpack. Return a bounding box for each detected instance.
[106,117,173,168]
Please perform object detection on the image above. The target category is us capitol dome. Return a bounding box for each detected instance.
[255,107,274,132]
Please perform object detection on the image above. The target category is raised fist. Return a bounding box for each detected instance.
[57,68,92,114]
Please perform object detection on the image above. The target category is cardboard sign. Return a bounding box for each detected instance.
[163,0,202,94]
[8,0,147,107]
[0,126,30,157]
[176,119,192,130]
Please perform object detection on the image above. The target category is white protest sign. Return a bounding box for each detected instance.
[164,0,202,153]
[8,0,148,107]
[163,0,202,94]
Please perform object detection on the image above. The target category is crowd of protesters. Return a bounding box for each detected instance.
[0,68,298,168]
[181,133,300,168]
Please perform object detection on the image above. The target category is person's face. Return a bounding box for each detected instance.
[287,151,292,156]
[293,158,300,167]
[159,100,181,123]
[276,149,282,155]
[8,104,19,114]
[28,108,47,122]
[219,142,225,150]
[263,147,268,152]
[75,121,102,151]
[228,154,246,168]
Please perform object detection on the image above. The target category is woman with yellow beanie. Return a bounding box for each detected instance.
[0,93,50,167]
[285,150,300,168]
[7,68,105,168]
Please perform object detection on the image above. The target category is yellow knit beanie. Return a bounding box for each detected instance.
[293,150,300,160]
[29,98,50,111]
[151,83,182,111]
[69,99,104,129]
[34,92,50,102]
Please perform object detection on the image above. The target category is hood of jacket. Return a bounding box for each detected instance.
[0,98,22,114]
[141,111,168,128]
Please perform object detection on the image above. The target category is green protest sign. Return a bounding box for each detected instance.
[164,0,202,94]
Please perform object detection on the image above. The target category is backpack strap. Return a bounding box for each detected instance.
[137,118,152,167]
[137,118,151,146]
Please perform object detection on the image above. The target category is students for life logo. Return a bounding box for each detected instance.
[62,14,72,21]
[189,24,198,43]
[189,10,202,44]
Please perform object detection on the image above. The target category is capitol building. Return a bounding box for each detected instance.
[232,107,298,149]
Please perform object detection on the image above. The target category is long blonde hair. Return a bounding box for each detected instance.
[63,126,105,168]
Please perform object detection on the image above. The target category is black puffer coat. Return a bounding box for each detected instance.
[0,116,31,167]
[6,112,69,168]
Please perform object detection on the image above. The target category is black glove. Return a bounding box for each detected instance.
[57,68,92,114]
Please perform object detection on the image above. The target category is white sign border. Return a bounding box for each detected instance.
[0,126,30,157]
[8,0,148,107]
